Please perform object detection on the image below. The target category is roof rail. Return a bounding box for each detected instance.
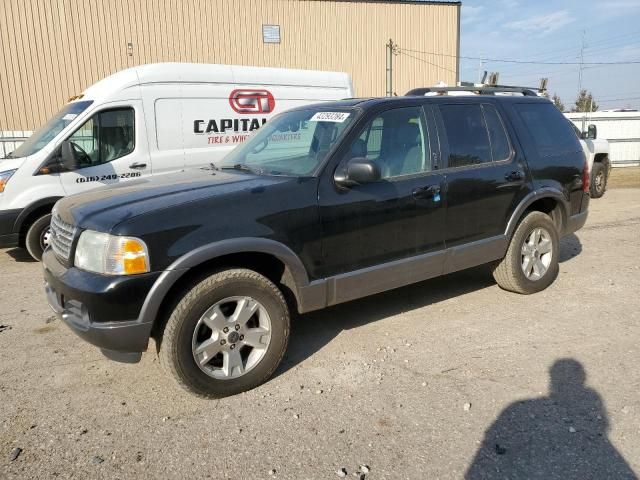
[405,86,540,97]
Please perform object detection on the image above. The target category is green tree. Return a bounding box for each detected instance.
[552,93,565,112]
[572,89,598,112]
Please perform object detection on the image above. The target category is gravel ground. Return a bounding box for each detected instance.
[1,188,639,479]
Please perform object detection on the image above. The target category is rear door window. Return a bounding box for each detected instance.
[437,104,492,168]
[482,104,512,162]
[514,103,580,157]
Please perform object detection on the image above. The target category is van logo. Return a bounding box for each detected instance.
[229,89,275,114]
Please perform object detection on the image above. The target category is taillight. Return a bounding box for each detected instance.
[582,158,590,193]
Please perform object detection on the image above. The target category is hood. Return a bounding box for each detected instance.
[0,157,26,172]
[55,168,292,231]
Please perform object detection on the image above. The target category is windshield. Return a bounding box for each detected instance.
[220,108,356,176]
[8,100,93,158]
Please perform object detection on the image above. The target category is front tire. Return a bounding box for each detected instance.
[159,268,290,398]
[25,213,52,261]
[492,211,559,294]
[590,162,607,198]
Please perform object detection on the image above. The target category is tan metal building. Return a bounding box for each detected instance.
[0,0,460,133]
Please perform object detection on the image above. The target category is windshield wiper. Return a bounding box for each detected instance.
[200,162,219,172]
[221,163,264,175]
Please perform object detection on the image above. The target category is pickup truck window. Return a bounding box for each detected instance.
[515,103,579,157]
[438,104,492,168]
[221,108,355,176]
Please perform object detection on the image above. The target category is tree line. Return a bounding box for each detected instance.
[551,90,598,113]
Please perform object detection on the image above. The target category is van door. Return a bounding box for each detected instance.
[58,102,150,195]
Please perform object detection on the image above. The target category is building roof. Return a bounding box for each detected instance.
[306,0,460,5]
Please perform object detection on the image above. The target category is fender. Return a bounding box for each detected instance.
[13,196,63,233]
[505,188,570,239]
[137,237,312,325]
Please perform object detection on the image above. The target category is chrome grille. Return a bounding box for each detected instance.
[50,214,76,261]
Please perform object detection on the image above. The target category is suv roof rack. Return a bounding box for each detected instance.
[405,86,540,97]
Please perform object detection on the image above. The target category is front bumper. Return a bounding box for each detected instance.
[42,248,161,359]
[0,208,21,248]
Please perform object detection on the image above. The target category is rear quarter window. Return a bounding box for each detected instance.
[514,102,581,157]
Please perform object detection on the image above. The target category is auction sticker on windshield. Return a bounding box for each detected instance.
[310,112,350,123]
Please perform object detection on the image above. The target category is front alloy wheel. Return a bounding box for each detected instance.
[159,268,290,397]
[192,296,272,379]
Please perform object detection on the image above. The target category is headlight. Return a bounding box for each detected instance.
[0,169,16,193]
[74,230,150,275]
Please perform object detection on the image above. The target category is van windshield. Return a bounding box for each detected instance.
[8,100,94,158]
[219,108,356,176]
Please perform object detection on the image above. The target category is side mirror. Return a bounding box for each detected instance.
[335,158,382,187]
[60,141,77,170]
[587,124,597,140]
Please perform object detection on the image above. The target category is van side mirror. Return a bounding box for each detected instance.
[60,141,77,170]
[587,124,597,140]
[335,158,382,187]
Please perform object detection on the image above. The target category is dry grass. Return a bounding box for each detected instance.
[609,167,640,189]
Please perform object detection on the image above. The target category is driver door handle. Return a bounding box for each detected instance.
[504,170,524,181]
[412,184,441,200]
[129,162,147,169]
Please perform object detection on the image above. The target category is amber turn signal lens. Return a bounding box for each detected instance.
[120,239,149,275]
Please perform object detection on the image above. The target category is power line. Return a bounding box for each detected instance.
[402,48,640,65]
[397,50,458,75]
[598,97,640,103]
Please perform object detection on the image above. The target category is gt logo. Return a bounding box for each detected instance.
[229,89,276,114]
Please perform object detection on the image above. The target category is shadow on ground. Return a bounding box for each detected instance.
[5,247,37,263]
[559,233,582,263]
[465,359,638,479]
[279,235,583,376]
[278,264,495,376]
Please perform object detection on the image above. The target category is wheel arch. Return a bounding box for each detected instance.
[140,238,311,336]
[505,189,569,239]
[14,197,62,247]
[593,153,611,172]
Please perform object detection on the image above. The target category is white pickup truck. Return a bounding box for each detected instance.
[570,123,611,198]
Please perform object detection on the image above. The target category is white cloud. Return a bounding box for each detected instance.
[505,10,574,36]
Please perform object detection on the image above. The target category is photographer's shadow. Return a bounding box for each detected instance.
[466,359,637,480]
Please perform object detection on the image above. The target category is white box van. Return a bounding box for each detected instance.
[0,63,353,260]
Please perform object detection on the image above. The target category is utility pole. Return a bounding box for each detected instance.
[386,39,394,97]
[477,53,484,84]
[578,30,587,131]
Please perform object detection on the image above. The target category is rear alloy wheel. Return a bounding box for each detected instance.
[25,213,53,261]
[159,268,290,397]
[590,162,607,198]
[492,211,559,294]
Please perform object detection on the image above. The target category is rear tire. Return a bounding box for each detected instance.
[590,162,607,198]
[25,213,52,261]
[492,211,559,294]
[159,268,290,398]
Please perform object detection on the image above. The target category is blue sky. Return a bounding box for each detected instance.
[458,0,640,110]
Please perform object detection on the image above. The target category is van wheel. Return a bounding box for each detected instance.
[492,211,559,294]
[159,268,290,398]
[25,213,53,261]
[590,162,607,198]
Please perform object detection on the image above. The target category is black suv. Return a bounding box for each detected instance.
[43,89,589,397]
